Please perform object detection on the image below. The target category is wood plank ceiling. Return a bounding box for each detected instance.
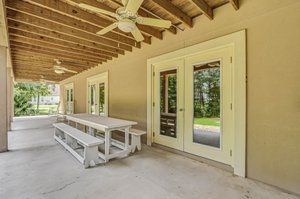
[5,0,239,83]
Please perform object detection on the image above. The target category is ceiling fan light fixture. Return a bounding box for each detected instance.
[54,69,65,74]
[118,19,136,32]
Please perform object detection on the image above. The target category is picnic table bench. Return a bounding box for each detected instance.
[53,123,104,168]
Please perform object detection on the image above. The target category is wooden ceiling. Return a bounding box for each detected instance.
[5,0,239,83]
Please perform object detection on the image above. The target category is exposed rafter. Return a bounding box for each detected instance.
[9,35,111,60]
[230,0,239,10]
[151,0,193,28]
[190,0,213,20]
[6,9,132,52]
[7,19,125,55]
[4,0,238,82]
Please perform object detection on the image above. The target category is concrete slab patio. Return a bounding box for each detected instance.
[0,117,298,199]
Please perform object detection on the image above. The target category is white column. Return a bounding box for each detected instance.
[0,46,8,152]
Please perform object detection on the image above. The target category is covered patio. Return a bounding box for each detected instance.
[1,116,297,199]
[1,0,300,198]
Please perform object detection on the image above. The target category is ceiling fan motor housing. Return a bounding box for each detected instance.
[118,19,137,32]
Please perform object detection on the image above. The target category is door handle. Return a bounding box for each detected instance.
[178,108,184,112]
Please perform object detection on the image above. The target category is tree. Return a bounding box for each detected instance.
[194,67,220,118]
[33,83,51,113]
[14,82,51,116]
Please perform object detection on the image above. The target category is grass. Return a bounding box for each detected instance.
[32,104,58,115]
[194,118,220,127]
[32,104,58,109]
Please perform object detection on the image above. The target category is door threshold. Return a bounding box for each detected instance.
[152,143,233,173]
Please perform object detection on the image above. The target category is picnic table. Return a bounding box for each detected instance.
[66,113,137,162]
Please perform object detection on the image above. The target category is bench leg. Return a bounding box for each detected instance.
[131,135,142,153]
[84,145,100,168]
[66,134,78,149]
[54,128,65,140]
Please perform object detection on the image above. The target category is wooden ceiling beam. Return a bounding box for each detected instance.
[6,0,143,47]
[230,0,239,10]
[25,0,152,44]
[10,41,106,63]
[9,35,111,61]
[13,67,78,76]
[10,52,95,68]
[69,0,163,40]
[12,60,86,72]
[14,73,69,82]
[13,65,78,75]
[190,0,213,20]
[8,28,117,58]
[7,19,125,55]
[151,0,193,28]
[10,47,100,65]
[6,9,132,53]
[14,69,71,77]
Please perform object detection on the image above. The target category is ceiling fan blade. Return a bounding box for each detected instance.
[78,3,117,18]
[131,27,144,42]
[54,65,77,74]
[97,23,118,35]
[125,0,144,14]
[121,0,129,6]
[137,17,172,28]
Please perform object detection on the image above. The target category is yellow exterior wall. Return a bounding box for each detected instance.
[60,0,300,194]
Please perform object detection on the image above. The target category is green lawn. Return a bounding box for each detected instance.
[32,104,58,115]
[194,118,220,127]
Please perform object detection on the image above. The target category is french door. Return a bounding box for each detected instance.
[153,47,233,165]
[87,74,108,116]
[64,84,74,114]
[153,59,184,151]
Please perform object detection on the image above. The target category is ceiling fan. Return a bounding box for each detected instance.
[78,0,172,42]
[53,59,78,74]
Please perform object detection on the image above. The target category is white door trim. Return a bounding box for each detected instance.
[147,30,246,177]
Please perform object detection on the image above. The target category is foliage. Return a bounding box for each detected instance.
[14,83,51,116]
[160,74,177,114]
[159,67,220,119]
[194,68,220,118]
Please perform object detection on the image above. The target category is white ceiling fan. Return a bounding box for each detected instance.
[78,0,172,42]
[53,59,78,75]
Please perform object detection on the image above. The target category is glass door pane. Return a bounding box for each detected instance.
[99,83,105,116]
[193,61,221,148]
[90,84,96,115]
[160,69,177,138]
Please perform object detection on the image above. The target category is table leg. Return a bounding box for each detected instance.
[125,127,129,149]
[104,130,110,162]
[88,127,94,136]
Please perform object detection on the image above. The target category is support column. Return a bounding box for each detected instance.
[0,46,8,152]
[7,67,13,131]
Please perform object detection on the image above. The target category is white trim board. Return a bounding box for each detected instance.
[147,30,246,177]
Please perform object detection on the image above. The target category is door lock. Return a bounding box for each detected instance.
[179,108,184,112]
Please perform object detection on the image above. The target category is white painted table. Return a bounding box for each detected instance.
[66,113,137,162]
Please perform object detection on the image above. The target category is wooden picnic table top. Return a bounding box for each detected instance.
[66,113,137,131]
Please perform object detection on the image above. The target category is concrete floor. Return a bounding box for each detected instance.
[0,116,299,199]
